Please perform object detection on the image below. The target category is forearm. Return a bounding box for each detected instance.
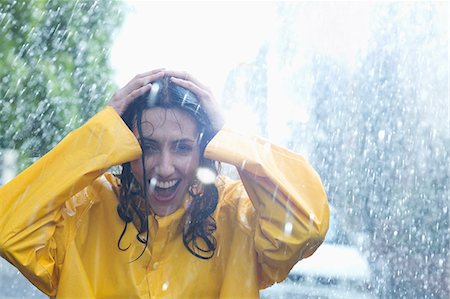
[0,107,141,293]
[0,107,140,237]
[205,127,330,285]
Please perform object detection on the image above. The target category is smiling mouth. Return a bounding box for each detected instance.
[149,179,181,201]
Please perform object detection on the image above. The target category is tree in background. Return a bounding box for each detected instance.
[308,3,449,298]
[0,1,123,297]
[0,0,123,170]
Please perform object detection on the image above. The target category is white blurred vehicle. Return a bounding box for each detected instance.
[261,208,375,299]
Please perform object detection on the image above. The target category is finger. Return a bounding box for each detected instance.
[124,69,165,90]
[163,69,186,78]
[135,68,166,78]
[125,71,165,95]
[170,77,210,99]
[134,70,166,87]
[124,83,152,104]
[165,70,209,90]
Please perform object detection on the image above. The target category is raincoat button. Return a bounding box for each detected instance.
[153,262,159,270]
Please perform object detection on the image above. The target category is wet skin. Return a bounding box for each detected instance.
[130,107,200,216]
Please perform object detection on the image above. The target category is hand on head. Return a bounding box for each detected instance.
[108,68,165,116]
[108,69,225,133]
[165,70,225,133]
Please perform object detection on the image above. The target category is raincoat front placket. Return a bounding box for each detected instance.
[143,204,186,298]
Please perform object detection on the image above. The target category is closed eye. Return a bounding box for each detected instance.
[174,141,194,154]
[141,140,160,153]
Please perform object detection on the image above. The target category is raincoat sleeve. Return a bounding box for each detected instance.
[204,127,330,288]
[0,107,141,295]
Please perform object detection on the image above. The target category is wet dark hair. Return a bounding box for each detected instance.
[116,76,219,260]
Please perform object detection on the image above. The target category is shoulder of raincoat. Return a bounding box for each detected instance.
[0,106,329,298]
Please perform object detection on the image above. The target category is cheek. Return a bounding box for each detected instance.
[178,155,200,176]
[132,156,160,181]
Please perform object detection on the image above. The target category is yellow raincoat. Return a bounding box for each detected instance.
[0,107,329,298]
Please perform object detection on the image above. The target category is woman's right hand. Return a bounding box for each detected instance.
[108,68,165,117]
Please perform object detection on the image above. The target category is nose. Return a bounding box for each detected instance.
[154,151,175,178]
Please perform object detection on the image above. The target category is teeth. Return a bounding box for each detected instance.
[154,180,178,189]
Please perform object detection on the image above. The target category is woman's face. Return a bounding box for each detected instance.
[130,107,200,216]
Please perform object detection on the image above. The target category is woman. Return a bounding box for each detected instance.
[0,69,329,298]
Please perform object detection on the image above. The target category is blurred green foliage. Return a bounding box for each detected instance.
[0,0,124,170]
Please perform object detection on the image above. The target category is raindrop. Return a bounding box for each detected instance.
[146,81,160,106]
[149,177,157,192]
[378,129,386,141]
[196,167,216,184]
[162,281,169,291]
[284,222,293,236]
[240,160,247,171]
[309,212,315,226]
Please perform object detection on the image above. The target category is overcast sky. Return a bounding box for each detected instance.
[109,1,376,142]
[110,1,279,94]
[110,1,374,91]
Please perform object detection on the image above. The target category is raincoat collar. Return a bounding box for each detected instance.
[154,194,192,229]
[130,193,192,239]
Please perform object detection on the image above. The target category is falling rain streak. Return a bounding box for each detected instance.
[0,1,448,299]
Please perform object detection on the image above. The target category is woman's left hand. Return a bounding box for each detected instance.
[165,70,225,134]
